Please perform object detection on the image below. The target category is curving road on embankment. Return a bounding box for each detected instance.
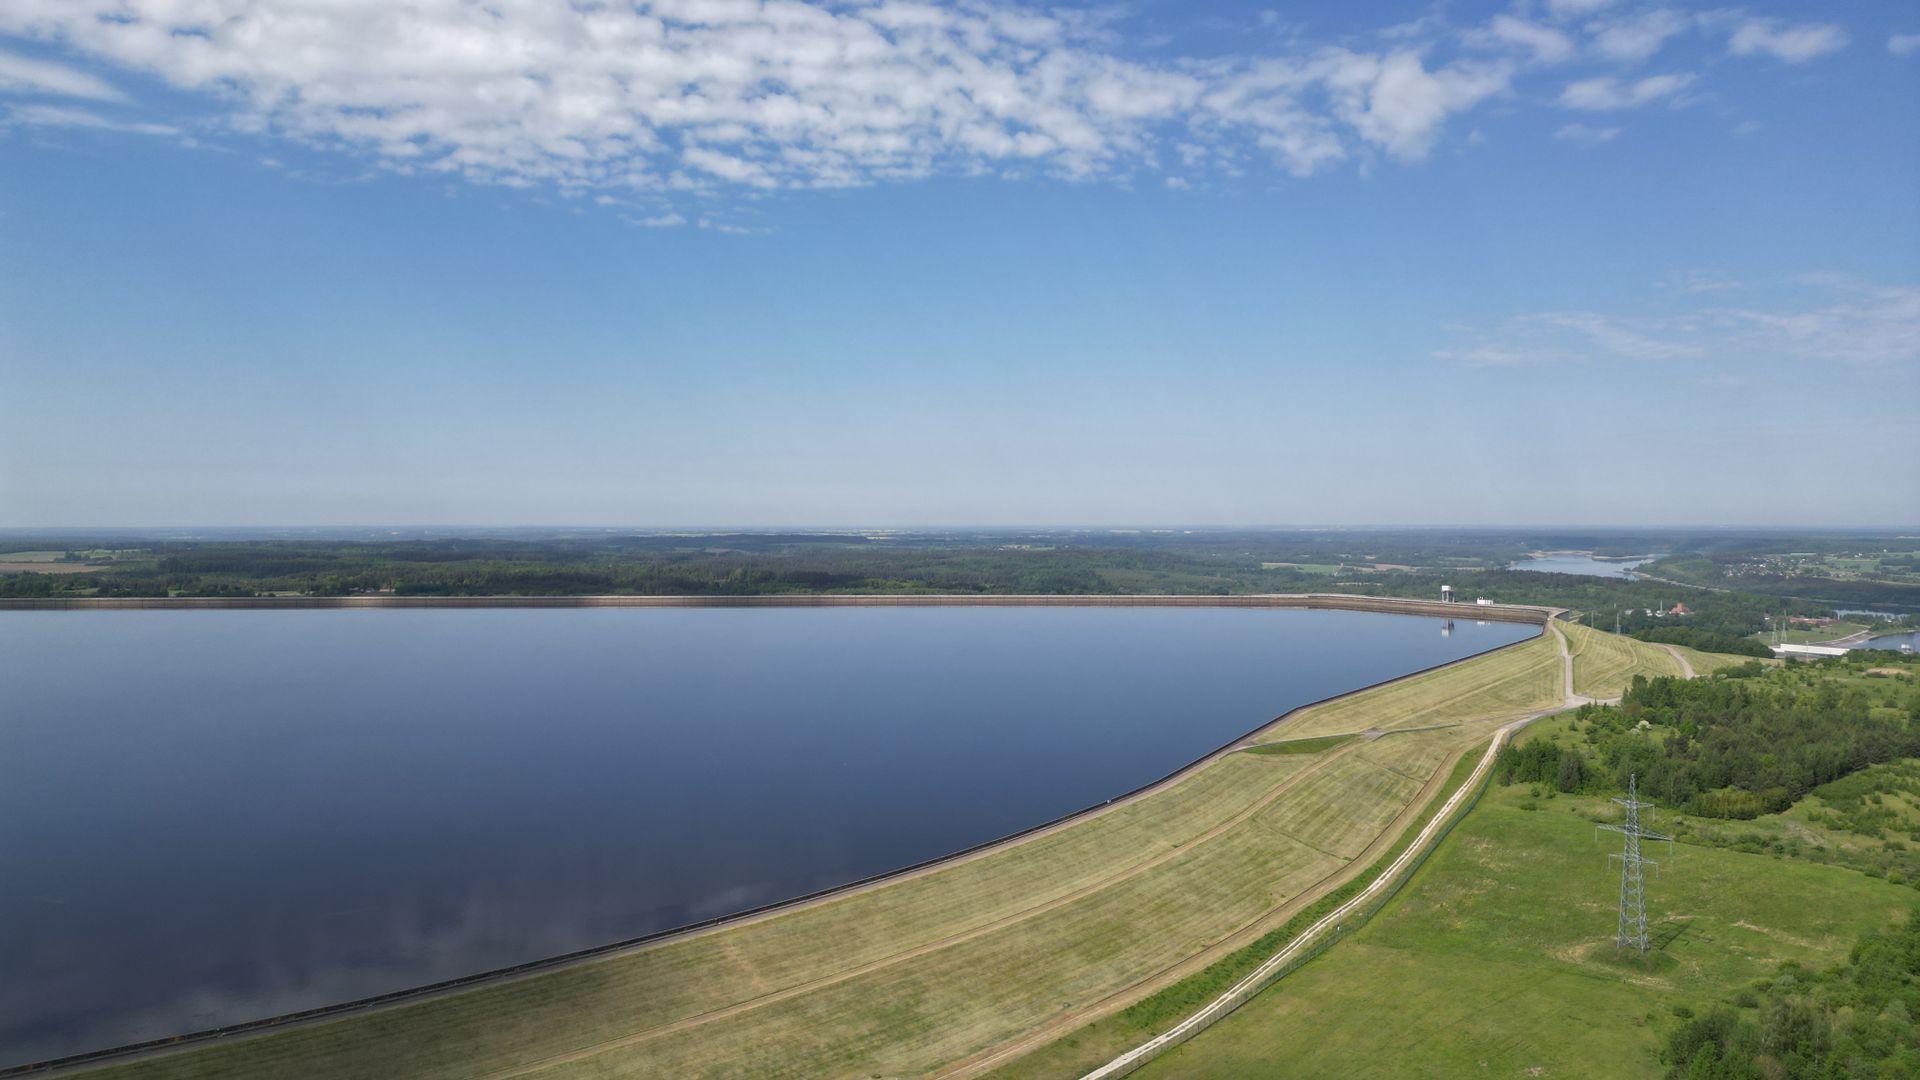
[14,596,1590,1080]
[1075,620,1729,1079]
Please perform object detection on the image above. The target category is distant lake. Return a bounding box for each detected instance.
[0,606,1535,1066]
[1508,552,1658,578]
[1854,629,1919,651]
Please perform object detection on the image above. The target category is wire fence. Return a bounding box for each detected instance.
[1087,729,1509,1078]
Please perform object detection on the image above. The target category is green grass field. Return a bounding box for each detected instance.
[83,627,1579,1079]
[0,548,144,562]
[1670,759,1920,885]
[1664,642,1764,676]
[1137,716,1914,1079]
[983,750,1493,1080]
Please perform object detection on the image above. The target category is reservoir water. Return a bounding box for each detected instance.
[1508,552,1656,578]
[0,605,1534,1066]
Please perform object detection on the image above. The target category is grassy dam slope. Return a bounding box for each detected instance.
[1134,710,1911,1079]
[57,612,1705,1079]
[1559,619,1685,699]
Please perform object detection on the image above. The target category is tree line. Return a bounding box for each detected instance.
[1498,657,1920,819]
[1663,908,1920,1078]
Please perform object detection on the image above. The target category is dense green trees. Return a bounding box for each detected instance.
[1632,626,1776,659]
[1500,658,1920,819]
[0,532,1900,626]
[1664,909,1920,1078]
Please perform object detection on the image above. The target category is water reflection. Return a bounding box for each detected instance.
[0,606,1535,1065]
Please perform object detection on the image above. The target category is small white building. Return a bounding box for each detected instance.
[1772,643,1848,658]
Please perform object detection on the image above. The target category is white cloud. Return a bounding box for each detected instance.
[1528,311,1706,360]
[1440,279,1920,368]
[1435,309,1695,366]
[1713,284,1920,366]
[697,217,770,236]
[1318,50,1512,161]
[1559,72,1694,110]
[3,102,176,135]
[1890,33,1920,58]
[1726,18,1848,63]
[1546,0,1615,19]
[1586,9,1691,64]
[1479,15,1575,63]
[0,2,1833,198]
[0,1,1537,193]
[1554,122,1620,145]
[622,211,686,228]
[0,48,123,101]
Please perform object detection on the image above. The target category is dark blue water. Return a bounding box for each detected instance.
[0,606,1533,1065]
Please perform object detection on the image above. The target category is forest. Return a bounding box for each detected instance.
[1497,656,1920,819]
[0,530,1867,638]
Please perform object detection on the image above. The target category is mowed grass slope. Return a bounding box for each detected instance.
[1560,619,1684,699]
[1270,632,1563,741]
[1665,642,1763,676]
[1137,717,1912,1080]
[88,630,1569,1080]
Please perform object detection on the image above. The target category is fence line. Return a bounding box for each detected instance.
[1081,715,1527,1079]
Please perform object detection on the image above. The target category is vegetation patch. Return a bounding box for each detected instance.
[1631,624,1775,659]
[1132,714,1912,1078]
[987,747,1486,1079]
[1243,734,1357,756]
[1662,912,1920,1077]
[1500,652,1920,819]
[1562,620,1686,698]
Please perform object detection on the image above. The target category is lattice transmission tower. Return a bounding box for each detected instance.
[1598,773,1671,954]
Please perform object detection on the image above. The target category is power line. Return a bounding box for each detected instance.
[1597,773,1672,954]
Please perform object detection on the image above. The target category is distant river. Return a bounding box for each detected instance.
[1508,552,1657,578]
[1854,629,1920,651]
[0,606,1534,1066]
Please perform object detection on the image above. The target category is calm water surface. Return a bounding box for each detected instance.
[0,606,1534,1065]
[1855,629,1920,651]
[1508,552,1657,578]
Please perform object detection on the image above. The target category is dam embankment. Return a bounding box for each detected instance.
[0,591,1551,624]
[0,600,1548,1073]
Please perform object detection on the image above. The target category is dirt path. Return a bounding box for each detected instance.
[486,636,1575,1077]
[1054,620,1587,1080]
[937,724,1519,1079]
[1557,623,1585,706]
[1076,707,1554,1080]
[1659,642,1697,679]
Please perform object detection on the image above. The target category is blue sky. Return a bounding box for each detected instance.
[1,0,1915,527]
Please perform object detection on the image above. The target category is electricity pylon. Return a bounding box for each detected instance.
[1598,773,1671,954]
